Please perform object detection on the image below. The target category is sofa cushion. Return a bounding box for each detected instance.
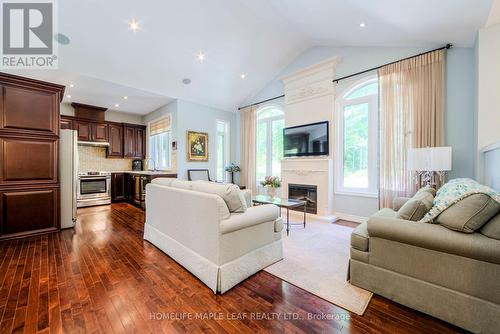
[480,214,500,240]
[191,181,247,213]
[351,222,369,251]
[436,194,500,233]
[396,190,434,221]
[169,179,193,190]
[151,177,175,187]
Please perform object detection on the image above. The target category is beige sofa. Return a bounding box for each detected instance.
[144,179,283,293]
[349,200,500,333]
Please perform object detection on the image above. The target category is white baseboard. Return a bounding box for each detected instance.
[283,208,367,224]
[332,212,367,224]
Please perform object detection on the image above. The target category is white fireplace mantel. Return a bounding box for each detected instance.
[280,57,340,218]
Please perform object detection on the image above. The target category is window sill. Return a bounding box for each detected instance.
[335,190,378,199]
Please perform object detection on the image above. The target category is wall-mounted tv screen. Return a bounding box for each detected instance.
[284,121,329,157]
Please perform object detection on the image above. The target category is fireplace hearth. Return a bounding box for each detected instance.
[288,184,318,214]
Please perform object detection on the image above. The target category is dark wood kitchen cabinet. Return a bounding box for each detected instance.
[92,123,108,142]
[0,72,65,240]
[74,120,108,142]
[111,172,176,208]
[111,173,127,202]
[107,123,123,157]
[124,124,146,159]
[60,116,73,130]
[74,120,92,141]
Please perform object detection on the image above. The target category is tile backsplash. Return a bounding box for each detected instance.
[78,145,133,172]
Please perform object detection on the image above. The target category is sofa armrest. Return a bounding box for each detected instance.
[220,204,280,235]
[241,189,252,208]
[392,197,411,211]
[367,215,500,264]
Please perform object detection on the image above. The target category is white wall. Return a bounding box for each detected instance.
[477,23,500,151]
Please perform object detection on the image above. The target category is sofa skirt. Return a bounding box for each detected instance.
[350,259,500,334]
[144,223,283,293]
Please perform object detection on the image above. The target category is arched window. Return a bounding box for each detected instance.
[337,77,378,195]
[256,106,284,183]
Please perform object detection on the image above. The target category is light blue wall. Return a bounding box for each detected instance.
[143,99,238,180]
[176,100,238,180]
[244,45,477,218]
[445,47,476,180]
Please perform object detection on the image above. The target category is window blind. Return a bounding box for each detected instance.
[150,116,170,136]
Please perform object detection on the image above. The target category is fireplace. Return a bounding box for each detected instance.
[288,184,318,214]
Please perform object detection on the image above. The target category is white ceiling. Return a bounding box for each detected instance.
[264,0,493,47]
[7,70,174,115]
[6,0,494,114]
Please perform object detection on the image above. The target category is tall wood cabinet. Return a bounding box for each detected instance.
[0,72,65,240]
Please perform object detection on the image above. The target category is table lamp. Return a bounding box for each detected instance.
[407,147,452,188]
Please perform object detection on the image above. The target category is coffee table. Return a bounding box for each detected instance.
[252,195,307,236]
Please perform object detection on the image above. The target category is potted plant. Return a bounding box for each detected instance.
[260,176,281,198]
[225,163,240,184]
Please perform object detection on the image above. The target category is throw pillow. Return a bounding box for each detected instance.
[436,194,500,233]
[397,190,434,221]
[191,181,247,213]
[480,213,500,240]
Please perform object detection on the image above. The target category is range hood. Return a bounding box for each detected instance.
[77,141,110,147]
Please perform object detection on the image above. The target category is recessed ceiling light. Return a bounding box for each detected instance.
[128,19,140,32]
[66,94,71,99]
[123,96,128,100]
[54,33,71,45]
[240,73,246,79]
[197,51,206,62]
[115,103,119,108]
[182,78,191,85]
[69,84,74,88]
[359,22,366,28]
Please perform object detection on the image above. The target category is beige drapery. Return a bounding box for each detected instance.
[378,49,445,208]
[239,105,257,194]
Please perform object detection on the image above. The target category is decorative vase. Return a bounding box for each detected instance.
[267,186,276,198]
[229,172,234,184]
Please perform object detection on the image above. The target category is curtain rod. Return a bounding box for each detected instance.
[237,43,452,110]
[238,94,285,111]
[333,43,452,83]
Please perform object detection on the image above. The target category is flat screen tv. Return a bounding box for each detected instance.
[284,121,329,157]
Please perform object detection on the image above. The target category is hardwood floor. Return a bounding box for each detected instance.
[0,203,466,334]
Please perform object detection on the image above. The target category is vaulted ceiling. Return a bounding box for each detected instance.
[7,0,494,113]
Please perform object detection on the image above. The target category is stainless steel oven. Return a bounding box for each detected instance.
[77,172,111,207]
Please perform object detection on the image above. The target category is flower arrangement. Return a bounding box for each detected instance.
[261,176,281,198]
[225,163,240,184]
[260,176,281,188]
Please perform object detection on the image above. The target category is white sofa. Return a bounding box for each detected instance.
[144,178,284,293]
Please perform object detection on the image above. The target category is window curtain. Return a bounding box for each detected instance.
[378,49,445,208]
[239,105,257,194]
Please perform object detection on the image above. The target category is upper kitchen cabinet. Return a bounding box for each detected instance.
[0,73,64,137]
[60,116,73,130]
[124,124,146,159]
[91,123,108,142]
[107,123,123,157]
[74,120,92,141]
[73,120,108,142]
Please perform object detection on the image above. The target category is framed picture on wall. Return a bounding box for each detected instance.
[186,131,208,161]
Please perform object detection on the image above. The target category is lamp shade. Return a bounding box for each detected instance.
[407,147,452,171]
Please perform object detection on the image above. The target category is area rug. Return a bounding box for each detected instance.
[264,215,373,315]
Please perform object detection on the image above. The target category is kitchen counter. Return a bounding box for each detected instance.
[111,171,177,176]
